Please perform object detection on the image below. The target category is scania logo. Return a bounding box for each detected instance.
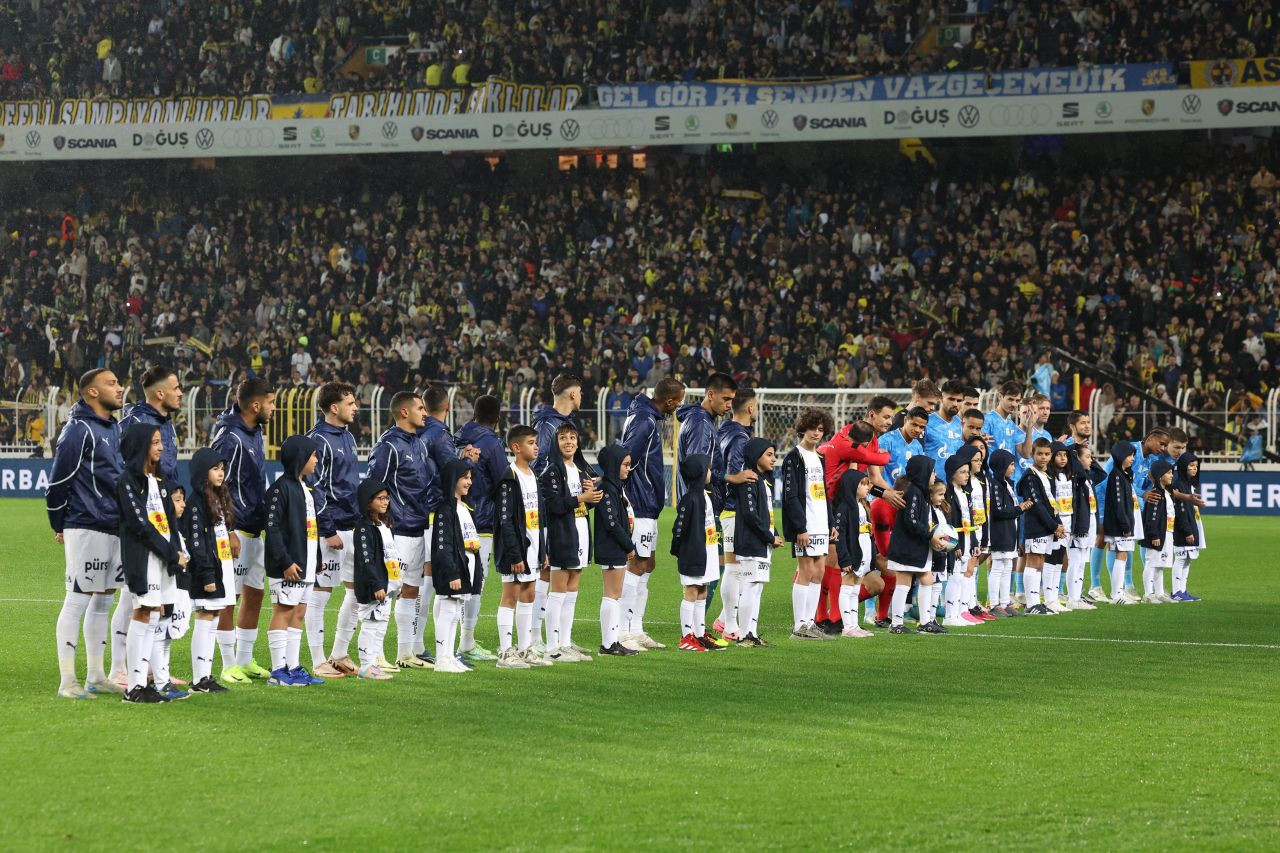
[1218,99,1233,115]
[1181,94,1201,114]
[559,118,580,141]
[25,130,40,148]
[221,127,274,148]
[988,104,1051,127]
[195,128,215,149]
[793,115,807,130]
[957,105,980,128]
[381,121,398,139]
[411,126,424,141]
[762,109,779,129]
[53,135,65,150]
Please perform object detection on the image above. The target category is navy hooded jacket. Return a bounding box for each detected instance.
[987,448,1025,553]
[733,438,777,560]
[538,447,593,569]
[353,478,393,605]
[1140,460,1175,550]
[621,393,667,519]
[1173,452,1201,548]
[780,443,829,542]
[493,463,546,575]
[305,417,361,537]
[1068,446,1106,538]
[670,454,714,576]
[675,402,723,509]
[833,469,873,571]
[367,424,439,535]
[46,400,123,534]
[184,448,231,602]
[1016,460,1060,540]
[210,404,268,535]
[887,455,935,568]
[593,443,636,568]
[1103,443,1137,537]
[116,424,184,596]
[944,446,979,554]
[264,435,322,580]
[120,400,178,483]
[455,420,509,533]
[432,459,482,596]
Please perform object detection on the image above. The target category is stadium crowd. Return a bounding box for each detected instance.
[2,145,1279,449]
[0,0,1275,102]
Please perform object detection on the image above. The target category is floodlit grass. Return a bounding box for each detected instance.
[1,500,1276,850]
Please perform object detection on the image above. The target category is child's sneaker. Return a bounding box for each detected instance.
[242,660,271,679]
[376,657,401,673]
[219,665,252,685]
[712,618,725,634]
[841,626,874,638]
[85,678,124,695]
[520,648,553,667]
[267,667,300,686]
[358,664,393,680]
[313,661,345,678]
[330,656,359,675]
[156,681,190,701]
[123,685,168,703]
[289,666,325,685]
[190,676,229,694]
[396,655,429,669]
[434,657,470,674]
[677,634,707,652]
[496,648,531,669]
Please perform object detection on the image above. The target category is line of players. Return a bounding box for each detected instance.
[47,369,1207,699]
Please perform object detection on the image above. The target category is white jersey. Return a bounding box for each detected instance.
[1054,473,1073,527]
[954,485,972,559]
[969,478,987,544]
[857,503,872,574]
[565,462,590,565]
[378,524,404,595]
[515,467,541,568]
[458,500,480,579]
[144,475,169,578]
[798,446,828,535]
[303,485,319,579]
[704,492,719,570]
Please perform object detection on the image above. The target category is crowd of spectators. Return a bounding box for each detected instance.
[2,140,1279,452]
[0,0,1275,104]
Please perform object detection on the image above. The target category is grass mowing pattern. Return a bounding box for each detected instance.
[0,499,1276,849]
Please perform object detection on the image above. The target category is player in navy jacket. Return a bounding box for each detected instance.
[453,395,508,661]
[119,365,182,483]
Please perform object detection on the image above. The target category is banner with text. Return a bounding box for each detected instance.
[596,64,1177,109]
[1189,57,1280,89]
[2,85,1279,161]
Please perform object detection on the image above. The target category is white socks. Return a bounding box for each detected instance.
[561,591,577,648]
[791,582,810,631]
[191,618,216,683]
[110,588,133,677]
[890,581,910,627]
[434,597,461,662]
[741,582,763,636]
[497,605,515,653]
[285,626,302,670]
[600,597,619,648]
[515,600,534,650]
[126,614,156,691]
[1025,566,1043,607]
[56,590,91,688]
[1110,554,1128,599]
[305,587,331,666]
[357,617,388,669]
[234,626,258,666]
[1042,564,1061,605]
[719,565,740,633]
[216,628,236,669]
[413,586,434,655]
[1067,549,1086,601]
[150,620,171,685]
[268,628,287,671]
[944,574,961,620]
[694,598,706,637]
[1172,554,1193,594]
[534,579,549,644]
[545,591,566,649]
[461,581,483,651]
[839,584,860,626]
[680,599,695,636]
[917,583,935,624]
[620,572,640,635]
[633,573,650,635]
[331,587,359,660]
[394,597,417,659]
[85,593,111,682]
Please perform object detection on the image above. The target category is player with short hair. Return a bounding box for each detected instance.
[924,380,966,480]
[493,425,550,667]
[782,408,836,641]
[712,386,758,641]
[120,365,182,483]
[454,394,509,661]
[47,368,126,699]
[879,406,928,484]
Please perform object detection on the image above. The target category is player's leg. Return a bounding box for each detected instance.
[234,535,269,676]
[393,534,426,670]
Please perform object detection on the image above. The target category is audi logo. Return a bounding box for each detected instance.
[381,121,398,139]
[195,128,215,149]
[761,109,779,129]
[958,105,980,128]
[220,127,275,148]
[586,117,646,140]
[988,104,1052,127]
[25,130,40,148]
[1182,94,1201,114]
[560,119,580,141]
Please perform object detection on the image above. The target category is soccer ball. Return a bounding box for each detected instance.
[931,522,959,552]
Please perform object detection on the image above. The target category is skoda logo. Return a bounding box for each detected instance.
[1095,101,1112,118]
[1181,94,1201,114]
[194,128,215,149]
[958,105,980,128]
[381,121,398,139]
[684,115,699,132]
[25,130,40,148]
[559,118,580,141]
[310,127,325,142]
[762,109,779,129]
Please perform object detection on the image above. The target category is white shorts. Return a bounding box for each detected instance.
[233,533,266,593]
[358,598,391,622]
[990,550,1017,562]
[1105,536,1135,553]
[632,517,658,558]
[269,576,313,607]
[1144,544,1173,570]
[845,558,874,579]
[792,532,829,559]
[887,558,929,575]
[63,529,123,593]
[319,529,355,587]
[1025,535,1058,556]
[551,532,589,571]
[395,533,427,586]
[501,569,538,584]
[737,556,771,583]
[1174,546,1200,560]
[194,558,237,611]
[165,588,192,639]
[136,558,178,608]
[679,563,719,587]
[478,534,493,578]
[720,515,737,555]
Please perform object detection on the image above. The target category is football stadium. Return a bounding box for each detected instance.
[1,1,1279,848]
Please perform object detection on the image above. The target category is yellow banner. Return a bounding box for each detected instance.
[0,96,270,126]
[1190,57,1280,88]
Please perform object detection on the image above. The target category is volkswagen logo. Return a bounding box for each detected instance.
[25,130,40,148]
[989,104,1052,127]
[762,109,779,129]
[381,121,398,139]
[559,119,580,141]
[958,105,980,128]
[195,128,215,149]
[220,127,275,148]
[586,117,645,141]
[1181,94,1201,114]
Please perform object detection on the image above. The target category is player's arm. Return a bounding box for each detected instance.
[45,422,88,533]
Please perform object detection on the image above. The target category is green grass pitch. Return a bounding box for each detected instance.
[1,498,1277,850]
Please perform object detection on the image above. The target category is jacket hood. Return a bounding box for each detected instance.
[70,399,116,425]
[215,403,259,435]
[597,442,630,491]
[280,434,319,480]
[441,458,473,501]
[945,445,977,482]
[126,400,168,422]
[1175,451,1200,484]
[1049,441,1070,474]
[189,447,226,494]
[1068,443,1089,477]
[1149,459,1173,487]
[676,401,708,423]
[680,453,710,486]
[838,468,867,505]
[905,454,934,491]
[358,478,390,514]
[743,437,775,471]
[455,420,496,449]
[121,423,161,478]
[989,448,1017,480]
[1111,442,1136,467]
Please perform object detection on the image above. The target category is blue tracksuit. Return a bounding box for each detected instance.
[455,420,508,533]
[621,394,667,519]
[419,415,460,477]
[46,400,123,534]
[211,405,268,535]
[717,420,752,512]
[923,411,963,480]
[878,427,923,484]
[367,425,439,535]
[119,400,178,483]
[532,404,591,477]
[305,418,361,537]
[675,402,722,509]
